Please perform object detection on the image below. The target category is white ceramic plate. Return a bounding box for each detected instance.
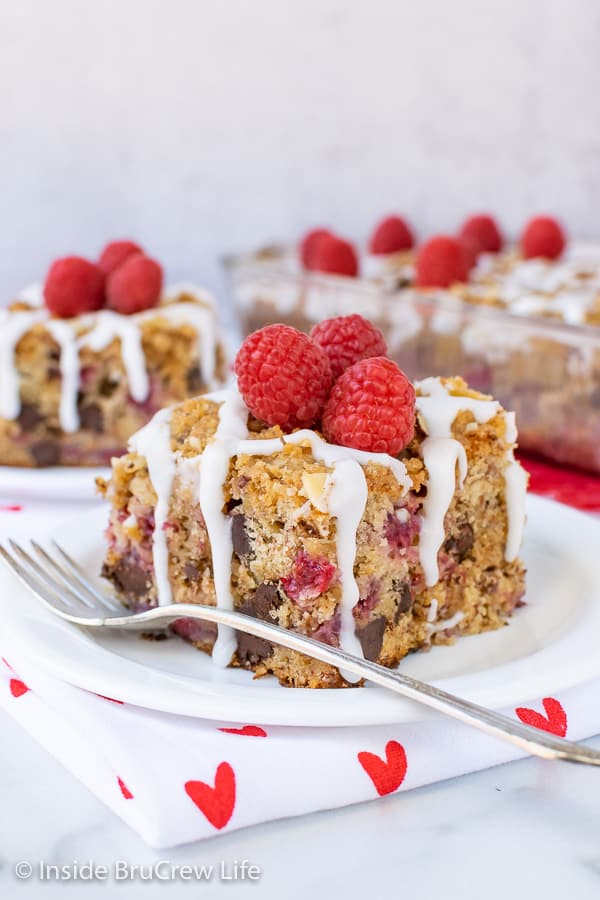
[0,465,109,502]
[2,496,600,727]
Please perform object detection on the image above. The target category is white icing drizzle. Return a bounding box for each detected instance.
[415,379,527,577]
[504,453,527,561]
[416,377,502,435]
[128,407,176,607]
[45,320,80,433]
[0,309,47,419]
[197,388,249,667]
[327,459,368,678]
[426,609,465,638]
[82,310,149,403]
[0,286,220,428]
[503,414,527,562]
[147,295,219,391]
[423,596,465,639]
[236,428,411,492]
[419,437,467,586]
[427,598,439,622]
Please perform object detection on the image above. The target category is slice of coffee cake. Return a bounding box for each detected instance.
[99,317,527,687]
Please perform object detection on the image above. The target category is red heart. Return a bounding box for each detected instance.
[118,777,134,799]
[515,697,567,737]
[358,740,408,796]
[9,678,29,698]
[185,762,236,830]
[218,725,267,738]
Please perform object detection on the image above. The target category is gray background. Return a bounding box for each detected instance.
[0,0,598,296]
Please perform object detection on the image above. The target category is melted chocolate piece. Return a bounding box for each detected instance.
[393,580,413,622]
[239,582,281,621]
[98,375,120,398]
[30,440,60,467]
[444,522,474,562]
[79,403,104,433]
[183,561,200,581]
[235,582,281,665]
[186,366,204,394]
[356,616,386,662]
[18,403,44,432]
[231,513,251,559]
[105,558,152,600]
[236,633,273,666]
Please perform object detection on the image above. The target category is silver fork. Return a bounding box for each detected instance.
[2,538,600,767]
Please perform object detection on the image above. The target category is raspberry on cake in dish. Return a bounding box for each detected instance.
[99,315,527,688]
[0,241,226,467]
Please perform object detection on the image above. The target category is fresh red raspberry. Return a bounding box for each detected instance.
[369,215,414,255]
[43,257,105,318]
[415,235,469,288]
[521,216,566,260]
[306,234,359,277]
[106,253,163,314]
[322,356,415,455]
[459,214,503,254]
[299,228,332,268]
[310,314,387,380]
[234,324,333,430]
[458,235,479,273]
[98,240,144,276]
[281,550,337,606]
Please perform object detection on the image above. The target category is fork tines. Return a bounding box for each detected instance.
[0,539,120,617]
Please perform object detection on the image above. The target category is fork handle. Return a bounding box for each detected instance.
[115,603,600,766]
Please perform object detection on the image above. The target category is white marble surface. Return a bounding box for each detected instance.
[0,0,599,301]
[2,709,600,898]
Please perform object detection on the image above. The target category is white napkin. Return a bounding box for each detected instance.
[0,500,598,848]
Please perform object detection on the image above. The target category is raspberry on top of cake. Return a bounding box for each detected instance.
[100,314,528,688]
[0,240,226,467]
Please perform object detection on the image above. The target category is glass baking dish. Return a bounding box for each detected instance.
[223,251,600,474]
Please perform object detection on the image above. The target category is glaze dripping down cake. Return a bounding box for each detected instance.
[99,318,527,688]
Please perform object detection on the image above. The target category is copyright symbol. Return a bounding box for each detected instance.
[15,861,32,880]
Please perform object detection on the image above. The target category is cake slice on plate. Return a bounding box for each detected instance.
[0,241,226,467]
[99,315,527,688]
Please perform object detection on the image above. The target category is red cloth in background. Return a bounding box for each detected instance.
[518,454,600,512]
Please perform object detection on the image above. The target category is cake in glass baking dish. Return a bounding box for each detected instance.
[225,214,600,474]
[0,241,226,467]
[99,315,527,688]
[226,212,600,331]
